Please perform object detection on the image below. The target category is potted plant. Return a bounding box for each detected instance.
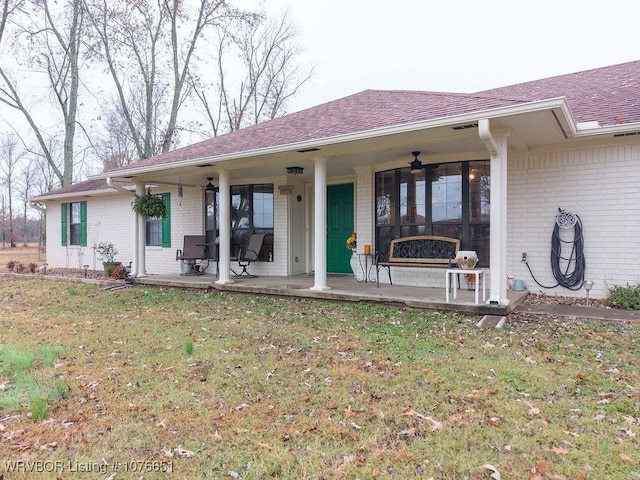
[96,242,121,277]
[132,188,167,218]
[345,232,357,252]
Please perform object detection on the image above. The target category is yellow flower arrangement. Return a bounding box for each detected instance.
[346,232,357,250]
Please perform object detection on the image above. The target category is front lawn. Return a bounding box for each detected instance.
[0,279,638,479]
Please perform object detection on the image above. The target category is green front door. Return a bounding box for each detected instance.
[327,183,354,273]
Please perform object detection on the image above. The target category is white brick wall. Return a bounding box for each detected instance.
[508,143,640,299]
[45,195,135,271]
[44,139,640,299]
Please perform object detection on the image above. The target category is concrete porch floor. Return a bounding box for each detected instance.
[132,273,528,316]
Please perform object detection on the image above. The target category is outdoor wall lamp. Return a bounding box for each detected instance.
[205,177,215,191]
[286,166,304,175]
[410,151,423,174]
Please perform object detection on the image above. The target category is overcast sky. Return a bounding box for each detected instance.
[247,0,640,113]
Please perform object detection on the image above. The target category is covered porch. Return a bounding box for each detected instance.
[131,273,528,316]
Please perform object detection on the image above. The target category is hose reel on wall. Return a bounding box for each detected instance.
[524,208,585,290]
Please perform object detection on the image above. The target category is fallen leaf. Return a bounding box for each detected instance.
[370,405,385,419]
[551,446,568,455]
[174,446,195,457]
[480,463,501,479]
[620,453,632,462]
[535,461,551,473]
[525,401,540,416]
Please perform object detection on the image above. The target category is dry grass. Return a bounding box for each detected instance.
[0,245,44,272]
[0,278,638,479]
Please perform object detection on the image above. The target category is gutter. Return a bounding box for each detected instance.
[26,200,46,213]
[107,177,137,196]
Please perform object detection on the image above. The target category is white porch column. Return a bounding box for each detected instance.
[310,157,330,291]
[216,170,233,284]
[479,119,509,305]
[135,182,146,276]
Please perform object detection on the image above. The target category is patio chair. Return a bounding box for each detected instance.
[176,235,210,275]
[234,233,265,277]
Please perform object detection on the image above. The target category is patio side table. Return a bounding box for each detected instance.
[356,253,375,283]
[445,268,486,305]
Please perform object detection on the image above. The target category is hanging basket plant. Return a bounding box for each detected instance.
[132,188,167,218]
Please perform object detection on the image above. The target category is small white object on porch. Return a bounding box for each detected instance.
[445,268,486,305]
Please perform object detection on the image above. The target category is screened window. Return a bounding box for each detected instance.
[375,160,490,266]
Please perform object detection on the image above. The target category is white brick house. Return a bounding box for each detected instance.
[30,61,640,302]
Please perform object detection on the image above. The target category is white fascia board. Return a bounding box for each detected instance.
[91,98,576,180]
[572,121,640,137]
[28,186,135,202]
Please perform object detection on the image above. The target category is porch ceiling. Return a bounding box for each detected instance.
[108,109,567,188]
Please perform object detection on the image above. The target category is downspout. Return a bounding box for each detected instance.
[106,177,140,277]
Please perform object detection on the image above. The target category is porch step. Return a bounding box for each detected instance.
[477,315,506,328]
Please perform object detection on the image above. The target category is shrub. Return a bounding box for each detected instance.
[606,283,640,310]
[15,262,25,273]
[97,242,118,263]
[6,260,16,271]
[27,263,37,274]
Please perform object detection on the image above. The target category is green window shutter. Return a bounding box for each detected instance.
[161,193,171,248]
[61,203,67,246]
[80,201,87,246]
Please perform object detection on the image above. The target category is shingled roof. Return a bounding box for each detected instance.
[111,60,640,174]
[475,60,640,126]
[114,90,528,172]
[33,60,640,200]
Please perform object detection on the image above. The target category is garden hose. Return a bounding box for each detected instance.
[525,208,585,290]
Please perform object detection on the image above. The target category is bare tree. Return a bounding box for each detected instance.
[17,154,42,245]
[0,0,83,187]
[84,0,244,160]
[0,0,26,48]
[0,134,25,246]
[192,11,312,135]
